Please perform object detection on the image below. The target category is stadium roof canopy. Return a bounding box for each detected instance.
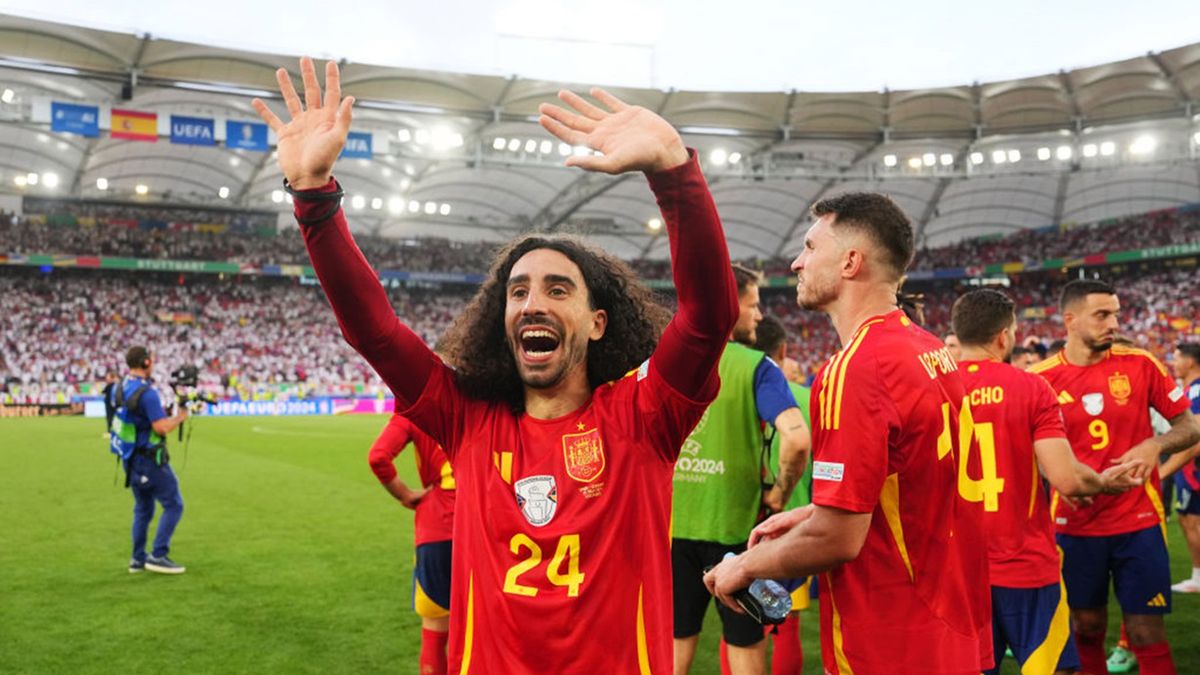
[0,13,1198,260]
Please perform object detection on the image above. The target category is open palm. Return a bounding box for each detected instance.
[539,89,688,174]
[252,57,354,190]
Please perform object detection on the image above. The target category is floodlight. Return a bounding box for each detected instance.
[26,172,38,185]
[524,139,537,153]
[939,153,953,166]
[1099,141,1115,156]
[493,137,507,150]
[558,143,571,156]
[647,217,663,231]
[922,153,936,167]
[414,129,430,145]
[1193,131,1200,145]
[431,127,458,150]
[371,197,383,210]
[710,148,728,165]
[1037,147,1051,161]
[728,152,742,164]
[1082,144,1097,157]
[271,190,284,203]
[397,129,412,143]
[36,133,48,143]
[439,203,451,216]
[230,156,241,167]
[507,138,521,151]
[539,140,552,154]
[350,194,365,209]
[572,146,590,157]
[970,152,984,165]
[96,178,109,191]
[0,88,13,104]
[1056,146,1072,160]
[388,197,404,214]
[992,150,1007,164]
[57,141,68,151]
[883,154,897,167]
[408,200,420,213]
[1129,135,1155,156]
[135,184,149,195]
[381,166,392,178]
[218,186,229,199]
[42,172,59,188]
[1007,149,1021,163]
[424,201,437,215]
[14,175,27,187]
[907,157,922,169]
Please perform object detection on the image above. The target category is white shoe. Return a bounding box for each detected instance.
[1171,578,1200,593]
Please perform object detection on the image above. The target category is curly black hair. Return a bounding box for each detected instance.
[439,234,671,412]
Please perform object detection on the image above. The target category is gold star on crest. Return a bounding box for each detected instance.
[576,422,587,431]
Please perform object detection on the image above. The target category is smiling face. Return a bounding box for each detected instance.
[504,248,607,390]
[790,215,845,311]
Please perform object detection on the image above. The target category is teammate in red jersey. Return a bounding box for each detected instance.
[367,411,456,675]
[1029,280,1200,675]
[1161,342,1200,594]
[253,58,738,674]
[951,289,1141,675]
[705,192,992,674]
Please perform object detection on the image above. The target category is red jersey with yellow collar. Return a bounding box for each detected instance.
[811,310,992,675]
[404,358,708,675]
[959,359,1067,588]
[1030,346,1190,536]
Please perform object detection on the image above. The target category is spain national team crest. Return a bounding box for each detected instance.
[562,427,606,483]
[1082,393,1105,416]
[1108,372,1132,406]
[514,475,557,527]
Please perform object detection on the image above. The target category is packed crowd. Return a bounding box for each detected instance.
[4,258,1197,403]
[0,269,470,404]
[2,200,499,272]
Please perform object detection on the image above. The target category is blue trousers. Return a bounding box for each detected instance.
[127,454,184,560]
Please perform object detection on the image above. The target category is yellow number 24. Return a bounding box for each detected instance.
[502,533,585,598]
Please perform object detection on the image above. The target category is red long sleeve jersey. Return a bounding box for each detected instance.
[811,311,992,675]
[294,152,736,674]
[959,359,1067,588]
[1031,346,1190,536]
[368,413,455,545]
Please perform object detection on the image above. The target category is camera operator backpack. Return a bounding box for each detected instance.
[109,380,152,461]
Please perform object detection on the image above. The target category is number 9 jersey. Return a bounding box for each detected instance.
[1030,345,1191,536]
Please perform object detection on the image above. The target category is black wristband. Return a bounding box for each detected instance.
[282,177,345,202]
[283,178,344,226]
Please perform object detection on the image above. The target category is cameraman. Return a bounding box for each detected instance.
[112,346,188,574]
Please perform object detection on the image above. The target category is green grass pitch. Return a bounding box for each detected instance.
[1,416,1197,673]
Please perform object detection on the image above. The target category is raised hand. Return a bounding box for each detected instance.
[252,57,355,190]
[538,88,688,174]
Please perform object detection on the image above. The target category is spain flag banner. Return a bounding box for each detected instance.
[111,108,157,142]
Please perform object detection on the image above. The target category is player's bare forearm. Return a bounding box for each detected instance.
[739,504,869,579]
[1160,442,1200,480]
[771,408,810,506]
[1156,411,1200,456]
[382,477,425,509]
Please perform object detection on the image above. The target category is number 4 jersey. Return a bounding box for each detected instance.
[958,359,1067,588]
[403,356,709,675]
[1030,346,1191,536]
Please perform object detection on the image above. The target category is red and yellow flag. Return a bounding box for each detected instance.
[111,108,157,142]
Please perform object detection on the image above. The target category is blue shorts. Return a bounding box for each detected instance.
[985,582,1079,675]
[1056,525,1171,615]
[413,540,452,619]
[1175,478,1200,516]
